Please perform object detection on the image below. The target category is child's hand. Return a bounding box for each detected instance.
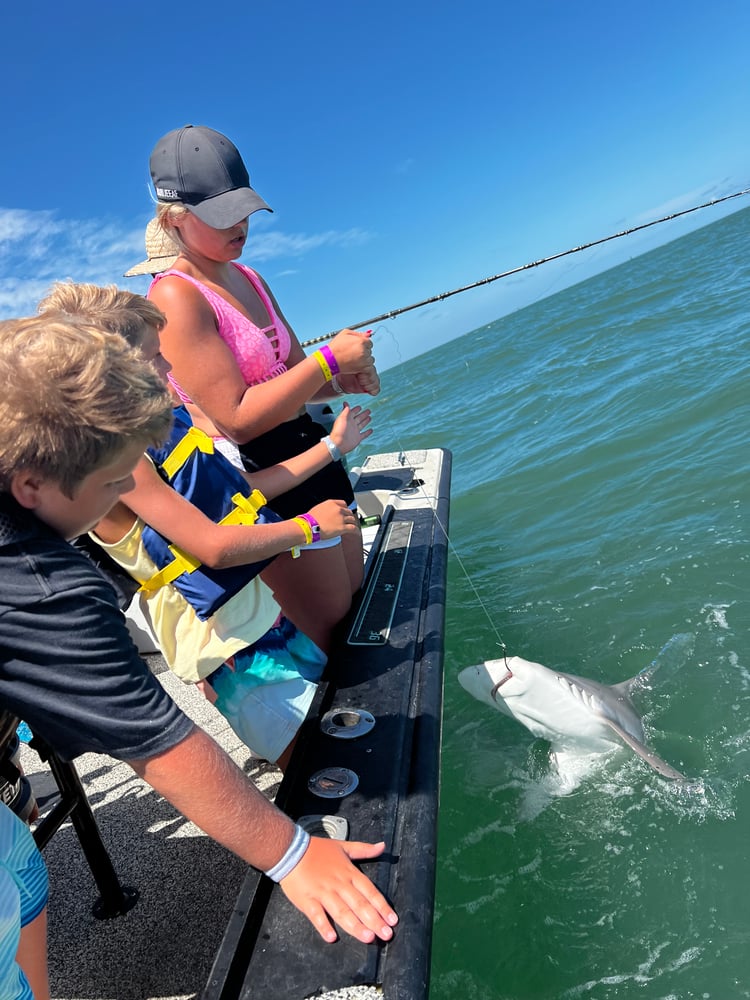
[280,835,398,944]
[330,402,372,455]
[308,499,359,540]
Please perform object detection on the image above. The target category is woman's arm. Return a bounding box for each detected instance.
[150,277,376,443]
[258,276,380,402]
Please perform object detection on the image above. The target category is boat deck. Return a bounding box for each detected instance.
[19,449,450,1000]
[20,655,266,1000]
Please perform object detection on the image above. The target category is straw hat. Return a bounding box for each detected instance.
[123,219,180,277]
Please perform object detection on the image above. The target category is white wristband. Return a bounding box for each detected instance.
[322,435,342,463]
[330,375,345,395]
[264,824,311,882]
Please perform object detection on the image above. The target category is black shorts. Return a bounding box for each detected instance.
[239,413,355,519]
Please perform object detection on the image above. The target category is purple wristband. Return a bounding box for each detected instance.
[319,344,340,377]
[298,511,321,542]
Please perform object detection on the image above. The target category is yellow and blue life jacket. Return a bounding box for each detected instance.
[141,407,281,620]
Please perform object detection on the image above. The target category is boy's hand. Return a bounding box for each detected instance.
[308,499,359,540]
[330,402,372,455]
[280,836,398,944]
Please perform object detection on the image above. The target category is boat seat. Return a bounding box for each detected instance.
[0,708,138,919]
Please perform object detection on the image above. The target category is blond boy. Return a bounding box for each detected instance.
[0,315,396,945]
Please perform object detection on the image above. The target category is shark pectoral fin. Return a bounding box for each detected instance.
[602,718,686,781]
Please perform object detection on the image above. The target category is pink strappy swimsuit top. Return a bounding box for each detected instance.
[150,262,292,405]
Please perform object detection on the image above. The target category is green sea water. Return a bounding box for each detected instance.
[372,205,750,999]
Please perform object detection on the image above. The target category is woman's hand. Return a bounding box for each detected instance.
[330,402,372,455]
[327,329,375,375]
[336,369,381,396]
[307,499,360,540]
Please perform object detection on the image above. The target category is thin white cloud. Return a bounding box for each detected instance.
[0,209,151,316]
[0,207,373,318]
[0,208,60,243]
[248,228,371,262]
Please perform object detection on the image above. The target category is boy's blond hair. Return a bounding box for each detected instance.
[37,282,166,349]
[0,316,172,497]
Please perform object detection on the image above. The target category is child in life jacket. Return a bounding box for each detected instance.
[37,283,372,769]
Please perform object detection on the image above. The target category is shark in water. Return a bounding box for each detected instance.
[458,639,690,781]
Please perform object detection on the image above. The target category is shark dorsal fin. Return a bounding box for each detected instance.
[612,678,639,698]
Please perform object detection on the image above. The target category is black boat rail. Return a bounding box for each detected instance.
[203,449,452,1000]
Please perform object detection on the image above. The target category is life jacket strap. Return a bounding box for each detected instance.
[161,426,215,478]
[139,545,202,592]
[217,489,267,526]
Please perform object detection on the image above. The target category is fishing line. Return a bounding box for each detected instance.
[361,332,508,658]
[343,190,749,660]
[301,187,750,348]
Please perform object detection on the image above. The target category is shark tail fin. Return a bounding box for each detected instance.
[623,632,696,694]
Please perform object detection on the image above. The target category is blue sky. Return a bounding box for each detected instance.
[1,0,748,370]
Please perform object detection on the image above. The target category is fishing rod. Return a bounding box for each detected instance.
[300,186,750,348]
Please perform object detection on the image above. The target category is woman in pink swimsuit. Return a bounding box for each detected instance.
[147,125,380,650]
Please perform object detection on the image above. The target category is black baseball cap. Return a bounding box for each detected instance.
[149,125,272,229]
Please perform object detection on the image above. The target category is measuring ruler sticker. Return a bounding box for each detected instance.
[348,520,414,646]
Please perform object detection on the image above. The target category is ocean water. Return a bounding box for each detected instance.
[371,205,750,999]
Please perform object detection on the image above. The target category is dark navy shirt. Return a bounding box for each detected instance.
[0,494,193,762]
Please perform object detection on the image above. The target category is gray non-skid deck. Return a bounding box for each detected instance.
[21,655,274,1000]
